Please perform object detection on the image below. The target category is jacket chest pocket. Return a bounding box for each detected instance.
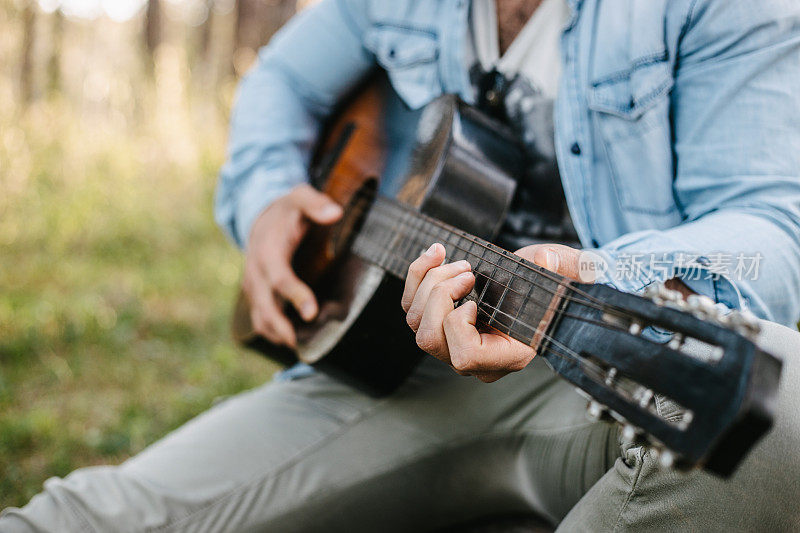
[586,0,679,220]
[364,25,442,109]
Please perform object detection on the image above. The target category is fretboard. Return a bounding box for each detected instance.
[351,197,572,351]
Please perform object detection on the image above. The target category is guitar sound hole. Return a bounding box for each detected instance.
[329,178,378,258]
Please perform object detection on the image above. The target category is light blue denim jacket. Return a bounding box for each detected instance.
[216,0,800,326]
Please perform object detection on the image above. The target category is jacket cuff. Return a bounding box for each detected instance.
[232,167,306,249]
[591,249,747,311]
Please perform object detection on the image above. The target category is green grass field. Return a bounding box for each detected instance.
[0,90,278,508]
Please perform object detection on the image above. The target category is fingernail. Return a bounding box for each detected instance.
[301,301,316,320]
[455,260,471,269]
[425,243,439,257]
[546,250,560,272]
[320,204,342,219]
[456,271,473,281]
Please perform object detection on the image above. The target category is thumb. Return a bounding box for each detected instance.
[293,185,343,225]
[516,244,583,281]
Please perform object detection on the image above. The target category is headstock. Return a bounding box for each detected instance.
[542,282,782,477]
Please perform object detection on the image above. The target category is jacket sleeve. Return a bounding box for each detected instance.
[214,0,374,249]
[595,0,800,326]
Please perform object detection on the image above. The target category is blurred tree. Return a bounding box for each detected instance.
[19,0,36,104]
[233,0,296,76]
[198,0,215,64]
[47,8,64,97]
[144,0,163,67]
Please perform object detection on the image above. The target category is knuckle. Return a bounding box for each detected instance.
[252,315,274,338]
[430,282,447,299]
[443,310,460,329]
[508,359,527,372]
[271,271,294,289]
[450,351,470,372]
[406,310,420,329]
[415,327,440,353]
[408,260,424,278]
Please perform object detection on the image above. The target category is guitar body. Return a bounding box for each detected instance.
[233,74,522,395]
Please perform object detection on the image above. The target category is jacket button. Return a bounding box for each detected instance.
[570,142,582,155]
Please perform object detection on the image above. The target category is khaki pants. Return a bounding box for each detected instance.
[3,321,799,532]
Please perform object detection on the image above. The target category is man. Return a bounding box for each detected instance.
[3,0,800,530]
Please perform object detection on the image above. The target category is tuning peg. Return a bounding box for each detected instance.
[686,294,716,316]
[678,411,694,431]
[587,401,605,421]
[659,449,675,469]
[644,283,684,307]
[667,334,684,351]
[637,388,654,409]
[604,367,618,387]
[728,309,761,338]
[622,424,638,442]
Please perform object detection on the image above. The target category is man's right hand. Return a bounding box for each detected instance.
[243,184,342,348]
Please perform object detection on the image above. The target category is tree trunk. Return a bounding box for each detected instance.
[47,8,64,97]
[233,0,297,76]
[144,0,162,66]
[19,0,36,104]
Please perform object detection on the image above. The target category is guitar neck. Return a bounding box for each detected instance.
[351,197,573,353]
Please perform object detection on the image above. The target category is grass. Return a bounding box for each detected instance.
[0,83,278,508]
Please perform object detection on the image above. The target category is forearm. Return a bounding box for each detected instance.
[595,208,800,326]
[215,0,374,248]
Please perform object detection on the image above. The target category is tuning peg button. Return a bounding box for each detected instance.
[587,401,605,421]
[659,450,675,469]
[687,294,716,316]
[729,309,761,338]
[622,424,638,442]
[637,388,654,409]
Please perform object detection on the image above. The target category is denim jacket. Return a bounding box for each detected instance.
[215,0,800,326]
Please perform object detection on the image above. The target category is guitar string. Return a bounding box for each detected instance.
[339,188,615,313]
[354,220,628,339]
[355,206,627,321]
[355,228,620,349]
[358,194,623,316]
[353,224,633,366]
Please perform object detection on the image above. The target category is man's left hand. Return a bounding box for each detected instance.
[401,243,584,382]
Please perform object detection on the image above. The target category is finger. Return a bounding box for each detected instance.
[269,264,318,321]
[516,244,583,281]
[248,279,297,347]
[444,301,535,375]
[401,243,447,312]
[406,259,471,331]
[471,371,509,383]
[292,184,343,224]
[414,271,475,361]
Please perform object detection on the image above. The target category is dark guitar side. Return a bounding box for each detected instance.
[233,73,520,395]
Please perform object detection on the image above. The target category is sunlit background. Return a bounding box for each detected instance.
[0,0,314,507]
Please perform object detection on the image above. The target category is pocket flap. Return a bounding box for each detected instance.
[364,26,439,70]
[588,56,674,120]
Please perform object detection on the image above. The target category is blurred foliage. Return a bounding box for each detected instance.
[0,0,285,508]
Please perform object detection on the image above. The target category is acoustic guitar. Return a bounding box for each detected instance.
[232,74,782,477]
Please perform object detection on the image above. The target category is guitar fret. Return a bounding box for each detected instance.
[477,263,497,325]
[509,265,536,343]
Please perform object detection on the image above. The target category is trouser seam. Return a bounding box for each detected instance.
[612,449,645,532]
[62,493,97,533]
[144,392,392,532]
